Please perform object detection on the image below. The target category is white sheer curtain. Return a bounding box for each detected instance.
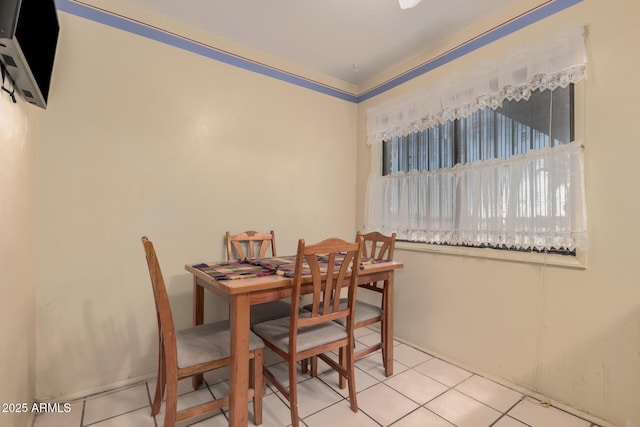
[364,25,588,252]
[365,142,587,250]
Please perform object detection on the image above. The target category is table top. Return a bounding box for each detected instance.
[191,254,393,279]
[185,255,404,295]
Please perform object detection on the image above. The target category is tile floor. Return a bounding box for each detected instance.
[32,327,603,427]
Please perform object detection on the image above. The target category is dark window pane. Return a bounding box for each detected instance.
[382,85,573,175]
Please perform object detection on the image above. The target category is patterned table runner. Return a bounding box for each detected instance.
[193,255,392,280]
[192,260,275,280]
[249,254,391,278]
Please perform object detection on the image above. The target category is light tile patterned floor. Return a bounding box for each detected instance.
[32,328,602,427]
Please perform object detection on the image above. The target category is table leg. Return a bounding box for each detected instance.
[192,277,204,389]
[229,293,250,427]
[193,277,204,326]
[384,274,394,376]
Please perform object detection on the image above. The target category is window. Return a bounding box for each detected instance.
[376,86,579,254]
[364,26,588,255]
[383,86,573,176]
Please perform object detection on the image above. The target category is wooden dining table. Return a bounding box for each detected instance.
[185,255,404,427]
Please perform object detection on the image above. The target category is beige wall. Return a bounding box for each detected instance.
[356,1,640,426]
[35,13,357,399]
[0,77,38,426]
[19,0,640,426]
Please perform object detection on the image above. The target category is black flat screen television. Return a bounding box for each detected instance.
[0,0,59,109]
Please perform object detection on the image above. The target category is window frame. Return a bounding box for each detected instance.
[368,83,587,269]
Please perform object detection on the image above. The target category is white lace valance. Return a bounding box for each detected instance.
[366,25,587,145]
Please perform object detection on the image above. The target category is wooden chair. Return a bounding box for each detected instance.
[306,231,396,381]
[350,231,396,370]
[141,236,265,427]
[252,237,363,427]
[226,230,294,326]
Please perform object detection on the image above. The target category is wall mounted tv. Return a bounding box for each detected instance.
[0,0,60,109]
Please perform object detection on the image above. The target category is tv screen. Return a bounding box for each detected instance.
[0,0,60,109]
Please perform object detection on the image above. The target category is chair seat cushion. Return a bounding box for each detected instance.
[303,299,382,326]
[250,300,308,326]
[253,313,347,354]
[176,320,264,368]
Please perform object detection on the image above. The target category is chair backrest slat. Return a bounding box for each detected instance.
[290,237,363,337]
[356,232,396,294]
[357,231,396,260]
[226,230,277,261]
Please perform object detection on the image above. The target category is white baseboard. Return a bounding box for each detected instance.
[35,372,156,404]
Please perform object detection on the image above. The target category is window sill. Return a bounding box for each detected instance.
[395,241,587,269]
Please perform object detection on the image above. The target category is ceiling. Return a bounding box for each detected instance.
[120,0,522,86]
